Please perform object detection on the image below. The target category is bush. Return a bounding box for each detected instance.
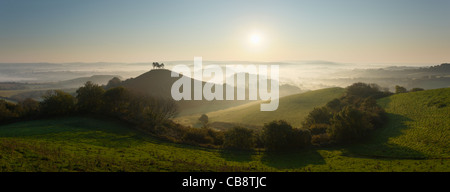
[311,133,331,146]
[263,120,292,151]
[182,128,214,145]
[198,114,209,128]
[302,82,387,145]
[308,123,329,135]
[223,126,255,150]
[102,87,132,117]
[346,82,390,99]
[76,81,105,114]
[302,107,331,129]
[290,128,311,148]
[263,120,310,151]
[105,77,122,89]
[40,90,76,116]
[18,98,40,118]
[328,107,374,143]
[395,85,408,94]
[0,100,20,123]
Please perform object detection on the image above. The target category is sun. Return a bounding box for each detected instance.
[250,34,261,44]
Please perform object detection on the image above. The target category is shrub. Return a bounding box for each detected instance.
[18,98,40,118]
[311,133,331,146]
[40,90,76,116]
[308,123,329,135]
[328,107,374,143]
[346,82,390,99]
[0,100,20,123]
[290,128,311,148]
[263,120,310,151]
[395,85,408,94]
[263,120,292,151]
[302,107,331,129]
[198,114,209,128]
[102,87,131,117]
[303,82,388,145]
[105,77,122,89]
[76,81,105,114]
[223,126,255,150]
[182,128,214,145]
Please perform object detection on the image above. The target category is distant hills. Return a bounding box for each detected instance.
[0,75,120,102]
[325,63,450,90]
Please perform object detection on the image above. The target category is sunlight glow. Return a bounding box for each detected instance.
[250,34,261,44]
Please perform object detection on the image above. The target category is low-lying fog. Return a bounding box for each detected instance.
[0,61,448,92]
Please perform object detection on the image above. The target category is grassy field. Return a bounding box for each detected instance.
[347,88,450,159]
[0,88,448,172]
[174,87,345,128]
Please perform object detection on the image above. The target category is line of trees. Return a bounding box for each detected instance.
[395,85,425,94]
[0,81,178,132]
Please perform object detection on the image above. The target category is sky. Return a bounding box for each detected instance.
[0,0,449,64]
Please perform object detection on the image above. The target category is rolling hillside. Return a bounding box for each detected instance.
[348,88,450,159]
[174,87,345,128]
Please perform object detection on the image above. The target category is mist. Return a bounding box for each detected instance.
[0,61,447,93]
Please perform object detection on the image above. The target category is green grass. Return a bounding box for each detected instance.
[1,115,448,172]
[346,88,450,159]
[175,87,345,128]
[1,88,449,172]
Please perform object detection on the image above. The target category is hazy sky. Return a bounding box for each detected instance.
[0,0,449,64]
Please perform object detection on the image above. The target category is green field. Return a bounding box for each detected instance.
[0,88,449,172]
[175,87,345,128]
[347,88,450,159]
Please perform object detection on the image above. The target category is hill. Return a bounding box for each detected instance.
[54,75,122,88]
[0,75,121,102]
[121,69,302,116]
[326,63,450,90]
[121,69,252,116]
[174,87,345,128]
[346,88,450,159]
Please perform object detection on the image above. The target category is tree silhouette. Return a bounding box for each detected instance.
[198,114,209,128]
[76,81,105,113]
[40,90,76,116]
[395,85,408,94]
[152,62,165,69]
[106,77,121,89]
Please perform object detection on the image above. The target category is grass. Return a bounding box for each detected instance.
[0,88,449,172]
[0,116,448,172]
[174,87,345,128]
[346,88,450,159]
